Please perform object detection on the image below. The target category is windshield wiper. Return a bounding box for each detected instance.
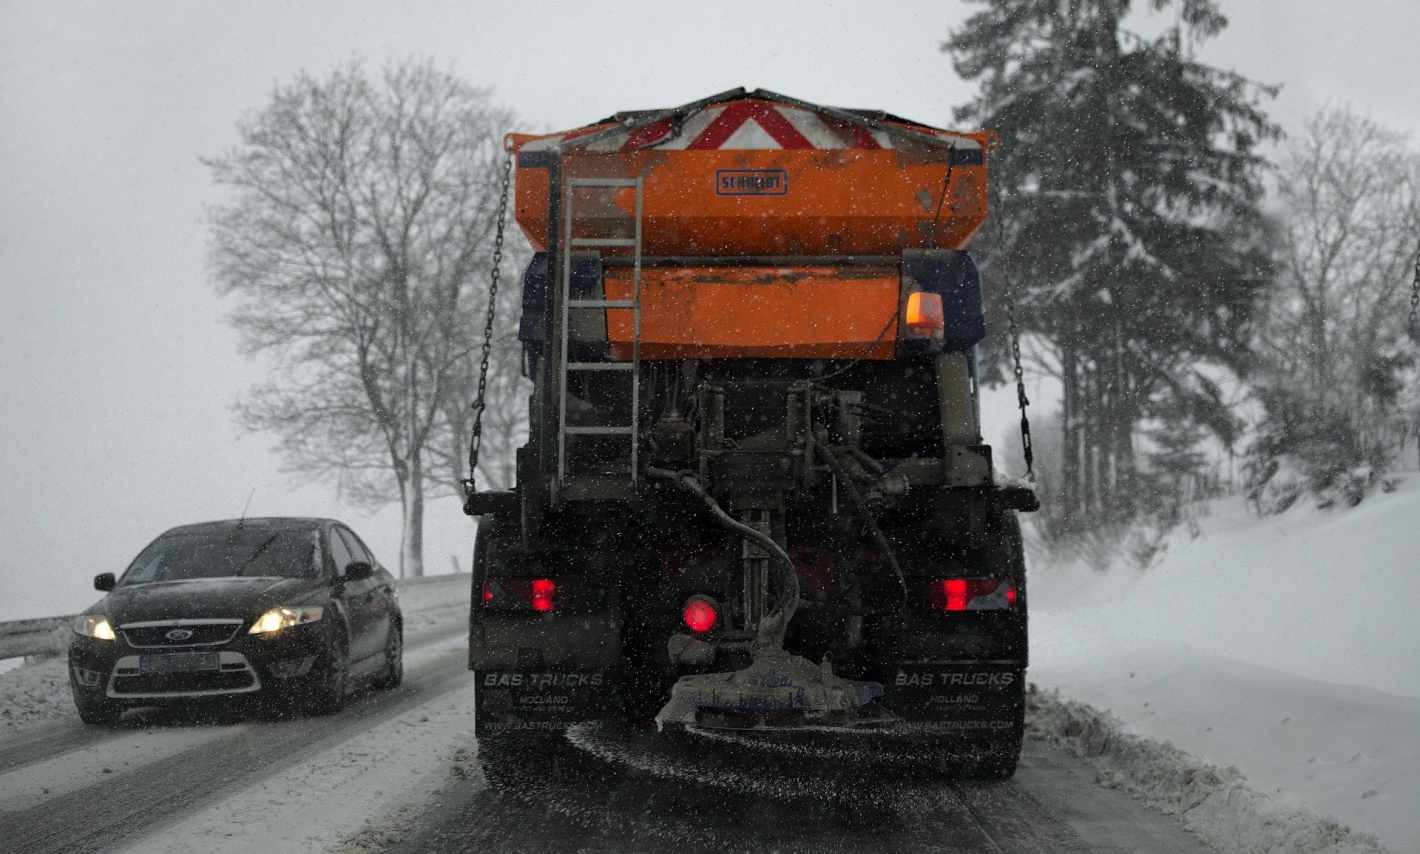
[236,533,281,576]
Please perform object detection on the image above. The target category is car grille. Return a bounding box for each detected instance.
[121,621,242,648]
[111,670,257,696]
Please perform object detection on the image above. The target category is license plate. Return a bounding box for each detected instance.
[140,653,220,674]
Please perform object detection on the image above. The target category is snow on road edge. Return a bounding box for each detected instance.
[1026,684,1390,854]
[0,656,74,734]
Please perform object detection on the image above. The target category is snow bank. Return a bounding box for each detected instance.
[1030,477,1420,850]
[395,574,470,637]
[1033,479,1420,699]
[1027,685,1388,854]
[0,657,75,733]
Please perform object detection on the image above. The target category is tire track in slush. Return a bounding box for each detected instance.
[388,728,1101,854]
[0,625,470,854]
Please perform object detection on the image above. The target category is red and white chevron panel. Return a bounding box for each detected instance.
[523,97,977,153]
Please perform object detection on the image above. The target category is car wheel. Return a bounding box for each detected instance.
[371,622,403,691]
[74,693,123,726]
[303,632,348,716]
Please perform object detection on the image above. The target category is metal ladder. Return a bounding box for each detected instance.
[557,177,643,486]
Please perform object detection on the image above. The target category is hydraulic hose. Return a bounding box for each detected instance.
[815,444,909,608]
[645,468,800,652]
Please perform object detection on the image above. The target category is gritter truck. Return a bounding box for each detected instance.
[463,88,1038,777]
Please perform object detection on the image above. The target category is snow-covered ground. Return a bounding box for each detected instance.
[120,633,480,854]
[1030,477,1420,852]
[0,656,74,734]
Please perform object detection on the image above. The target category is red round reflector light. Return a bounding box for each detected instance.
[682,596,718,633]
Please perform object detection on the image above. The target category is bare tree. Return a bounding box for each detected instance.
[206,59,520,577]
[1254,106,1420,483]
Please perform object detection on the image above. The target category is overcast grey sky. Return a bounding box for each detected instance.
[3,0,1419,622]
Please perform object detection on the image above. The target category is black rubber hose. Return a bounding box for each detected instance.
[645,467,800,650]
[815,444,909,608]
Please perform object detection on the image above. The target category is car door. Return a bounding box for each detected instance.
[339,527,394,661]
[334,526,383,662]
[344,528,396,643]
[328,527,372,662]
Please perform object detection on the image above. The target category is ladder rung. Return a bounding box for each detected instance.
[565,426,635,435]
[570,238,638,248]
[566,362,634,371]
[570,178,639,188]
[569,299,636,308]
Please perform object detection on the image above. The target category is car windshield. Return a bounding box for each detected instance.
[120,528,321,584]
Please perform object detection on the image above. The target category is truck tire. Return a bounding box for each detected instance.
[477,734,565,789]
[969,730,1023,780]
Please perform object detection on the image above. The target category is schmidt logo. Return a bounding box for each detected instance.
[716,169,788,196]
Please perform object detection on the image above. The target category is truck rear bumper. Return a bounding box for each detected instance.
[475,667,618,737]
[876,660,1025,737]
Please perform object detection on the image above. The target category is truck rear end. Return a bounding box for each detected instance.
[465,89,1036,777]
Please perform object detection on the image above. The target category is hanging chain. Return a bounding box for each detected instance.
[995,182,1035,482]
[1409,238,1419,338]
[1005,279,1035,481]
[463,152,513,499]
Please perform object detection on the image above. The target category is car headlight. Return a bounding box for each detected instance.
[73,616,116,641]
[248,605,325,635]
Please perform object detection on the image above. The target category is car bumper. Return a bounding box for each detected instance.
[69,621,329,704]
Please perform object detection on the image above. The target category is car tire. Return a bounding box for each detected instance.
[302,631,348,716]
[74,693,123,726]
[371,622,403,691]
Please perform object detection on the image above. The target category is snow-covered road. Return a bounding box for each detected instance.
[385,730,1211,854]
[5,484,1413,854]
[0,575,1215,854]
[0,618,472,854]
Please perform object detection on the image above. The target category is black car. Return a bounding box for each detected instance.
[68,518,403,724]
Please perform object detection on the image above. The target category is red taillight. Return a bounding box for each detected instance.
[530,579,555,612]
[928,578,1016,612]
[682,596,719,633]
[482,578,560,612]
[904,291,945,338]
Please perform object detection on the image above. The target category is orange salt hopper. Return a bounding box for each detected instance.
[507,88,994,361]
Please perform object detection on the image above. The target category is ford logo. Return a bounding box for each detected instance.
[165,628,194,641]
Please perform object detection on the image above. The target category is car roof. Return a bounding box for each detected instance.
[160,517,334,537]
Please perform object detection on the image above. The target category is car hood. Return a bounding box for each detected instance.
[97,577,326,625]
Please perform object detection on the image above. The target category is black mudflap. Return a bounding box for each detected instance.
[474,668,617,737]
[879,661,1025,739]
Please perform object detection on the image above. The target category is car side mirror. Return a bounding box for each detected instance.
[344,561,374,582]
[94,573,116,592]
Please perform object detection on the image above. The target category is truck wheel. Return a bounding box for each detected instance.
[966,731,1023,780]
[302,632,349,716]
[477,734,563,789]
[73,693,123,726]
